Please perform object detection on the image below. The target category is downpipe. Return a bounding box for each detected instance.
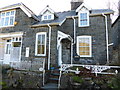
[102,13,109,64]
[47,24,51,70]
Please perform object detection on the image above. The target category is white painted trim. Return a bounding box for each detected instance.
[40,6,55,15]
[58,43,62,66]
[35,32,47,56]
[48,24,51,70]
[77,36,92,57]
[108,43,113,46]
[76,3,91,12]
[0,32,23,38]
[20,6,31,17]
[78,11,89,27]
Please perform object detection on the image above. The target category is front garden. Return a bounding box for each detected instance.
[0,65,120,90]
[60,66,120,90]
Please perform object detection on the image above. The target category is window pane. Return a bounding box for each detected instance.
[12,42,21,47]
[37,45,45,54]
[41,35,45,44]
[6,12,10,16]
[0,18,4,26]
[6,44,11,54]
[10,16,14,25]
[5,17,9,26]
[11,11,15,15]
[44,16,47,19]
[38,35,42,44]
[41,45,45,54]
[48,15,51,19]
[1,13,5,17]
[79,47,89,52]
[37,45,41,54]
[80,13,88,26]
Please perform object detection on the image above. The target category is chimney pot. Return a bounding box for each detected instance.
[71,0,84,10]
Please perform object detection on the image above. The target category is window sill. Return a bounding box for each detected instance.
[35,54,46,57]
[78,25,90,27]
[79,55,92,57]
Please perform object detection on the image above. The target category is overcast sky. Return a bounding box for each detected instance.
[0,0,119,21]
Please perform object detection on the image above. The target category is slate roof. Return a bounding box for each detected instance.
[32,9,114,27]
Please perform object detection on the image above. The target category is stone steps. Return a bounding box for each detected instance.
[41,69,60,89]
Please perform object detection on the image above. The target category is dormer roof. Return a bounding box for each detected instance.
[76,3,91,12]
[39,5,57,17]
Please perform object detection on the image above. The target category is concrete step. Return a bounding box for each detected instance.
[49,78,59,81]
[41,83,58,90]
[51,73,60,76]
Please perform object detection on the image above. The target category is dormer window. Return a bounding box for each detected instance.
[0,10,16,27]
[43,14,53,20]
[76,3,91,27]
[40,5,56,21]
[79,11,89,27]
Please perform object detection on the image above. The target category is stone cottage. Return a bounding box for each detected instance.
[0,0,114,70]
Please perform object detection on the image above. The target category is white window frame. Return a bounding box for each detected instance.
[42,14,54,21]
[77,36,92,57]
[35,32,47,56]
[0,10,16,28]
[41,11,54,21]
[78,11,89,27]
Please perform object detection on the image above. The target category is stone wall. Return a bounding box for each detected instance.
[1,65,44,89]
[111,16,120,65]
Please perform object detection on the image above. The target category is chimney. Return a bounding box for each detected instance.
[71,0,84,10]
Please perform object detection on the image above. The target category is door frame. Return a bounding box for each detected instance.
[58,42,62,66]
[4,41,12,64]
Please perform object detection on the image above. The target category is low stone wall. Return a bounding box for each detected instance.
[2,66,43,89]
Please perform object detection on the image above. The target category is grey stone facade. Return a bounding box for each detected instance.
[58,15,112,64]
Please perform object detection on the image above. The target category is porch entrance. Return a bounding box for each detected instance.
[57,31,72,66]
[3,37,22,64]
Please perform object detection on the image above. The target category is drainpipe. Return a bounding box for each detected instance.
[68,36,73,65]
[47,24,51,70]
[102,13,109,64]
[72,16,76,44]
